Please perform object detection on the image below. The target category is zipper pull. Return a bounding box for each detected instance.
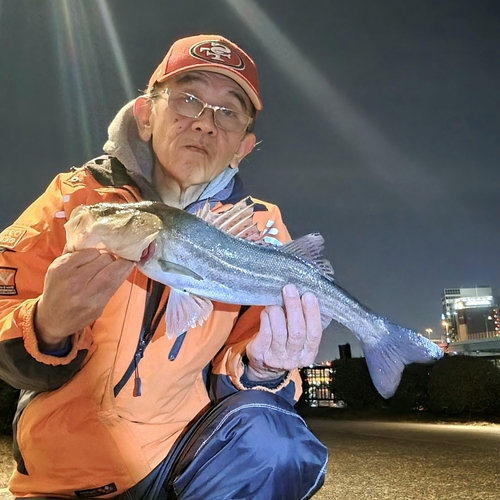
[133,356,142,397]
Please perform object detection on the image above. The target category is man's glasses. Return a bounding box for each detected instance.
[155,88,253,134]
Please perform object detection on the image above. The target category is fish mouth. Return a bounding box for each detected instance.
[139,241,155,264]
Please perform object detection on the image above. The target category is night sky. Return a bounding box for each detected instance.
[1,0,499,360]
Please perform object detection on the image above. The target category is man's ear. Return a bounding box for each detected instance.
[133,96,153,142]
[230,133,257,168]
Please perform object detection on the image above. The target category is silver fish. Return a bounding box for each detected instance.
[64,198,443,398]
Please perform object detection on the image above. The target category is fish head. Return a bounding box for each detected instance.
[64,203,163,261]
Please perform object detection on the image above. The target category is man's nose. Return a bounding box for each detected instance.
[192,107,217,134]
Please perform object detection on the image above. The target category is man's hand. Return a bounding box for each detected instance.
[35,249,135,350]
[245,284,323,382]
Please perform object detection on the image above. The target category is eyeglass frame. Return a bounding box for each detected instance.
[151,87,254,133]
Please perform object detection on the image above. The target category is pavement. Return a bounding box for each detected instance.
[1,418,499,499]
[307,418,500,500]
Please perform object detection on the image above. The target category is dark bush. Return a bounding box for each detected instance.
[0,378,19,435]
[386,362,433,413]
[332,357,384,410]
[428,355,500,416]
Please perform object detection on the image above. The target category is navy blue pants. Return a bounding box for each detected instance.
[126,390,328,500]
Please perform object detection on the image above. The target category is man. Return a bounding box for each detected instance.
[0,35,327,499]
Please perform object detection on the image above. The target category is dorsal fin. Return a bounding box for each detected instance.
[195,197,262,241]
[280,234,334,278]
[194,200,334,276]
[194,201,218,225]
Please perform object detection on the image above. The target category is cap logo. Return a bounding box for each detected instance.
[190,41,245,70]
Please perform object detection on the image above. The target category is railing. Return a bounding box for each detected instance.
[468,331,500,340]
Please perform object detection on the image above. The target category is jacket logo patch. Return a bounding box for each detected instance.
[0,267,17,295]
[75,483,117,498]
[0,226,27,249]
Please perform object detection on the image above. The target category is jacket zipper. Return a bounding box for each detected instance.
[113,280,166,397]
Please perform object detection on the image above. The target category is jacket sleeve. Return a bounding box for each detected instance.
[0,171,98,391]
[210,203,303,406]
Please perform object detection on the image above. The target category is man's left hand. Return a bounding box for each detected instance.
[245,284,323,382]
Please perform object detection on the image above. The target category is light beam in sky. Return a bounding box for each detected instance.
[223,0,444,206]
[95,0,135,100]
[49,0,134,159]
[51,0,105,158]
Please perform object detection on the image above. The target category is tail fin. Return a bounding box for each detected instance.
[363,320,443,399]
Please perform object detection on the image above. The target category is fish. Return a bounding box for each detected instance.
[64,198,443,398]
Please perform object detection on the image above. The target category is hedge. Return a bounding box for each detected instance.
[428,355,500,416]
[385,362,432,413]
[332,357,385,410]
[331,354,500,418]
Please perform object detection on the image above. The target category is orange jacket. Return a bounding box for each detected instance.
[0,157,302,497]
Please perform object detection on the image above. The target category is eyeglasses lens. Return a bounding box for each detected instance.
[166,90,250,133]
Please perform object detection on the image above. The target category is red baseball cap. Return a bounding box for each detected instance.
[147,34,262,111]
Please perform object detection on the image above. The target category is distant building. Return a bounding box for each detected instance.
[441,287,500,365]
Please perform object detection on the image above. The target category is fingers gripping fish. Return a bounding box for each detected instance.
[64,198,443,399]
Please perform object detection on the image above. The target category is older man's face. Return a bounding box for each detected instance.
[141,71,255,191]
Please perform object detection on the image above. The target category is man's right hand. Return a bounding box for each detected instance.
[35,248,135,351]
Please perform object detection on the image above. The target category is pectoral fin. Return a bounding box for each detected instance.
[158,259,203,281]
[165,289,213,339]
